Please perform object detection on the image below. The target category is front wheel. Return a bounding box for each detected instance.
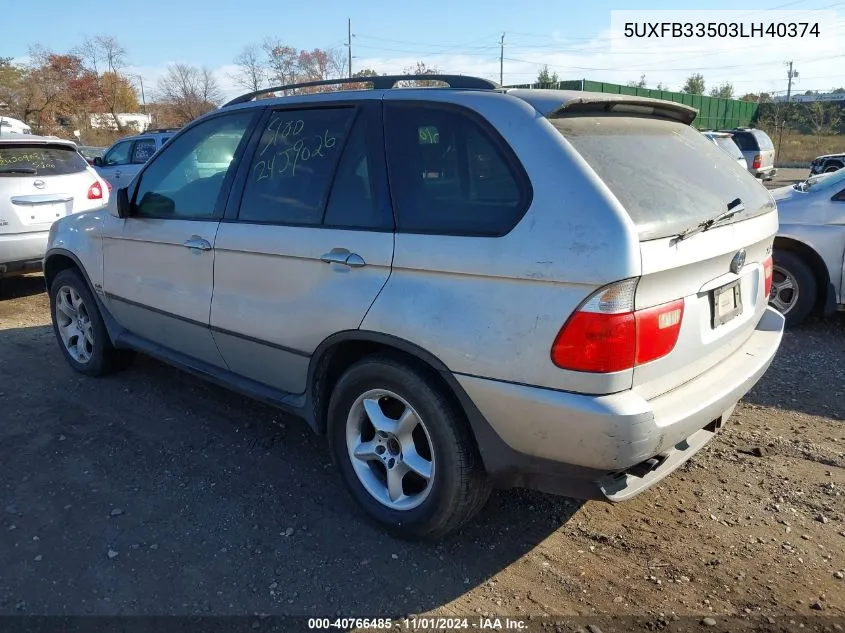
[49,268,135,375]
[769,250,817,328]
[327,356,491,541]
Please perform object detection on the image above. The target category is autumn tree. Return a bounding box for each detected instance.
[0,57,27,122]
[263,39,298,94]
[296,48,346,92]
[398,61,441,88]
[536,65,559,87]
[76,36,138,131]
[681,73,705,95]
[156,63,223,125]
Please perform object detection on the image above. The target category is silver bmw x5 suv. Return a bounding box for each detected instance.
[43,75,785,540]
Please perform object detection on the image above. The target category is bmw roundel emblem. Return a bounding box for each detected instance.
[730,249,746,275]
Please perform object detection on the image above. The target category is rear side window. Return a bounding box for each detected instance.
[0,144,89,177]
[131,139,156,164]
[551,116,775,241]
[385,103,529,236]
[237,107,356,225]
[753,130,774,150]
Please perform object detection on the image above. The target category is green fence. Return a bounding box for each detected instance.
[505,79,758,130]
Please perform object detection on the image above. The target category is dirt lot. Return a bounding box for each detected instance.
[0,171,842,631]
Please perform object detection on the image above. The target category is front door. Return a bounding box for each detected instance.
[210,100,395,393]
[96,139,133,190]
[101,110,258,366]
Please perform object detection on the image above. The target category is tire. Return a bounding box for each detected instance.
[327,355,491,541]
[824,164,842,173]
[770,250,817,328]
[49,268,135,376]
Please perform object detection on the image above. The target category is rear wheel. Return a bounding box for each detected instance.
[327,356,491,541]
[769,250,817,328]
[49,268,135,375]
[824,163,842,173]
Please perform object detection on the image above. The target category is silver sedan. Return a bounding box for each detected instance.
[769,168,845,326]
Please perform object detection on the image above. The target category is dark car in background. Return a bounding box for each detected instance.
[810,152,845,175]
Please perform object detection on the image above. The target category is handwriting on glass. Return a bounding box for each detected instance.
[253,118,337,181]
[0,153,56,169]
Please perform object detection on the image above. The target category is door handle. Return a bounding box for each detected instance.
[183,237,212,251]
[114,170,122,178]
[320,249,367,268]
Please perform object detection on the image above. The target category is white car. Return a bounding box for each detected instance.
[702,131,749,170]
[0,116,32,136]
[0,136,110,277]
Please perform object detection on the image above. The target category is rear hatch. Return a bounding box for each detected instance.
[732,130,775,173]
[0,142,105,236]
[550,114,777,400]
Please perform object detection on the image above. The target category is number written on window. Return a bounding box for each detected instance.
[253,117,339,181]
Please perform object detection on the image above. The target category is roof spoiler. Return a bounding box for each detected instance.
[547,94,697,125]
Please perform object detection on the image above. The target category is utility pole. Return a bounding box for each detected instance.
[137,75,146,115]
[348,18,353,78]
[499,32,505,85]
[777,61,798,157]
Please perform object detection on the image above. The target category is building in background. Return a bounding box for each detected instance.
[89,112,152,132]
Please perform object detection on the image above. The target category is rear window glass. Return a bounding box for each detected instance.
[0,144,89,177]
[550,116,775,241]
[715,137,744,159]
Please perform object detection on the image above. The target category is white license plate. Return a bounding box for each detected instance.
[712,280,742,327]
[22,203,67,225]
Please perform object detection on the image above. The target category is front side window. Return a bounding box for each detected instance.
[132,112,254,219]
[104,141,132,166]
[237,107,356,225]
[384,103,528,236]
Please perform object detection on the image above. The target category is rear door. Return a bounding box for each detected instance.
[121,137,157,184]
[0,142,104,237]
[210,99,394,394]
[552,115,778,400]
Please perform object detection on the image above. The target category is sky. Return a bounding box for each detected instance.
[4,0,845,102]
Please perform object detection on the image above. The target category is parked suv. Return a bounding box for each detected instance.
[719,127,777,180]
[43,76,785,540]
[93,128,179,190]
[1,136,109,277]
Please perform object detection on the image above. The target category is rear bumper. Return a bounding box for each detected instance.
[0,231,48,274]
[456,306,785,501]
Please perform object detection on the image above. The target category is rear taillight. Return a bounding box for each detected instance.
[87,181,103,200]
[752,154,762,169]
[551,280,685,373]
[763,255,773,298]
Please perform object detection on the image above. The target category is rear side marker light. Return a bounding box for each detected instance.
[551,279,685,373]
[763,255,773,297]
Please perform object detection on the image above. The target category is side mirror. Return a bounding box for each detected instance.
[93,156,104,167]
[113,187,131,218]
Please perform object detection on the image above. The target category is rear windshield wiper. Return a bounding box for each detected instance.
[0,167,37,174]
[674,198,745,241]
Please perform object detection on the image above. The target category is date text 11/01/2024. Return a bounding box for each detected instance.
[307,617,528,630]
[623,22,821,38]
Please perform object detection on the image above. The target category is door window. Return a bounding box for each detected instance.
[131,139,157,164]
[132,112,255,220]
[104,141,132,166]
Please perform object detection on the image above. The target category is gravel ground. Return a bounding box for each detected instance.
[0,172,842,629]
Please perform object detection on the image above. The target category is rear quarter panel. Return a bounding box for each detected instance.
[363,91,642,394]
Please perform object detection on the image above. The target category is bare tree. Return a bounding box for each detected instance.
[156,63,223,125]
[263,38,298,94]
[398,61,441,88]
[803,101,842,141]
[231,44,266,93]
[76,35,131,131]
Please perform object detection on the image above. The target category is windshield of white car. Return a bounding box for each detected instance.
[796,168,845,191]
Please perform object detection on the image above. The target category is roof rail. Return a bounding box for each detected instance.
[144,128,180,134]
[223,74,500,107]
